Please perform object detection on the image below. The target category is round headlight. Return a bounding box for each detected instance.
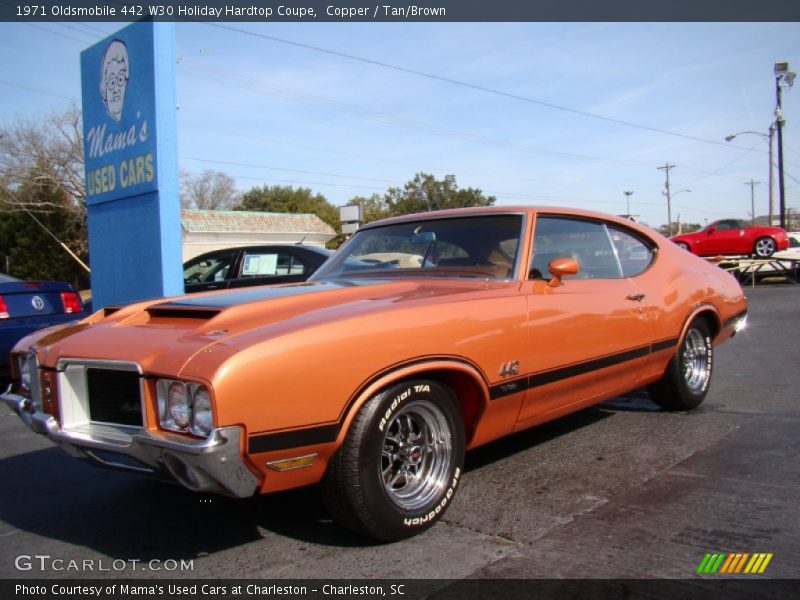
[191,386,213,435]
[167,381,189,429]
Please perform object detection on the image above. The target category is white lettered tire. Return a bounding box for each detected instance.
[322,379,465,541]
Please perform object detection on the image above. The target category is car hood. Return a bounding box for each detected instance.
[29,278,515,376]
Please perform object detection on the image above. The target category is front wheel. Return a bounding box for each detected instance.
[647,319,713,411]
[754,237,776,258]
[322,380,465,541]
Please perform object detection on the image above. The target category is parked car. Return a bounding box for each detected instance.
[0,274,86,383]
[671,219,790,258]
[2,207,747,541]
[183,244,333,293]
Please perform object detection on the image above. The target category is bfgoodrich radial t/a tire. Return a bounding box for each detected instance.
[322,380,465,541]
[647,319,713,411]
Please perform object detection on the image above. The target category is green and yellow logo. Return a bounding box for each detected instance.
[697,552,773,574]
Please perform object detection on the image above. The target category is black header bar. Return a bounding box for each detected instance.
[3,0,800,23]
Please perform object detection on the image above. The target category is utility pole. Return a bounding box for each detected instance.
[768,124,775,225]
[774,61,796,229]
[658,163,675,236]
[776,79,787,229]
[745,179,760,225]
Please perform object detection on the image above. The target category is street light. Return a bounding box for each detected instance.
[725,127,775,225]
[660,185,691,236]
[775,60,796,229]
[623,190,634,216]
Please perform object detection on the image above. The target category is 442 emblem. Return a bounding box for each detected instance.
[499,360,520,378]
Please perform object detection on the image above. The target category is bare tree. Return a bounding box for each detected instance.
[180,169,240,210]
[0,103,85,214]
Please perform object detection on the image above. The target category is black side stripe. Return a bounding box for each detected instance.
[530,346,650,389]
[249,338,686,451]
[651,337,680,352]
[489,338,679,400]
[249,424,338,454]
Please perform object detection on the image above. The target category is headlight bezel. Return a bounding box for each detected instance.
[156,378,215,437]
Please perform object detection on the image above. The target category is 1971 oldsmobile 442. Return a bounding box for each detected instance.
[2,207,747,541]
[671,219,789,258]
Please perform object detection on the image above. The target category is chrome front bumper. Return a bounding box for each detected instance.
[1,390,260,498]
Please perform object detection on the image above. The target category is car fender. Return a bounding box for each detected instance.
[336,357,491,447]
[681,303,722,344]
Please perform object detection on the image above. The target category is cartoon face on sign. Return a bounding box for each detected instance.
[100,40,129,122]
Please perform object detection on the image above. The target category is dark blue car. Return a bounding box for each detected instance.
[0,274,87,383]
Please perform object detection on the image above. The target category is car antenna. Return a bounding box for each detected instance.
[298,235,307,245]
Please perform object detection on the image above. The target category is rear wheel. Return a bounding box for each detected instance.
[754,237,776,258]
[647,319,713,411]
[322,380,465,541]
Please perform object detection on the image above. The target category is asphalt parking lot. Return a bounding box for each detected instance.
[0,285,797,588]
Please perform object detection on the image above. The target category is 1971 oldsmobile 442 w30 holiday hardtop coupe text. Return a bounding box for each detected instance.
[3,207,747,541]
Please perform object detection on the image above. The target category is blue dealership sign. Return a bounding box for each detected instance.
[81,25,160,205]
[80,22,182,309]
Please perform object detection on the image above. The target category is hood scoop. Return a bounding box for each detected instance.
[146,303,222,320]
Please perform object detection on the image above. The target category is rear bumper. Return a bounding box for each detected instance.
[1,390,260,498]
[0,314,86,368]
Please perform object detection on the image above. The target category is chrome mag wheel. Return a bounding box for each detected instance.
[380,401,453,511]
[682,328,710,393]
[755,237,776,258]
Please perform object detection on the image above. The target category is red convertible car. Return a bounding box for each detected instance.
[671,219,789,258]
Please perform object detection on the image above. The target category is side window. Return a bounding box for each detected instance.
[716,220,739,231]
[607,225,656,277]
[529,216,621,280]
[241,251,302,277]
[183,250,236,284]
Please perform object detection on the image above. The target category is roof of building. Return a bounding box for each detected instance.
[181,209,336,235]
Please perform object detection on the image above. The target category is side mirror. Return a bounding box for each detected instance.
[706,227,716,235]
[547,257,580,287]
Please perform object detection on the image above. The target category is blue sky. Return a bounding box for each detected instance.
[1,21,799,227]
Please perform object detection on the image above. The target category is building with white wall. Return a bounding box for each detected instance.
[181,209,336,261]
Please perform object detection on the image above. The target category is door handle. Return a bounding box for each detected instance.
[626,293,646,302]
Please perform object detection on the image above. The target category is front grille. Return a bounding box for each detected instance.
[86,368,143,427]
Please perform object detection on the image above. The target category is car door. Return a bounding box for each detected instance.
[516,215,655,425]
[183,249,240,293]
[703,220,746,255]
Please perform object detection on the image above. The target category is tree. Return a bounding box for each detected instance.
[383,173,495,216]
[346,194,390,224]
[1,105,89,283]
[1,182,89,288]
[235,185,341,234]
[0,103,85,212]
[657,222,702,236]
[180,169,240,210]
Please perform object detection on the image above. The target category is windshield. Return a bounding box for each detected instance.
[312,214,523,281]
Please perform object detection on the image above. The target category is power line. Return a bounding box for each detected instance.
[23,23,96,45]
[206,23,761,152]
[178,60,652,166]
[181,156,403,185]
[0,80,75,101]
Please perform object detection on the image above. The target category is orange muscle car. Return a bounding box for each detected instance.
[2,207,747,541]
